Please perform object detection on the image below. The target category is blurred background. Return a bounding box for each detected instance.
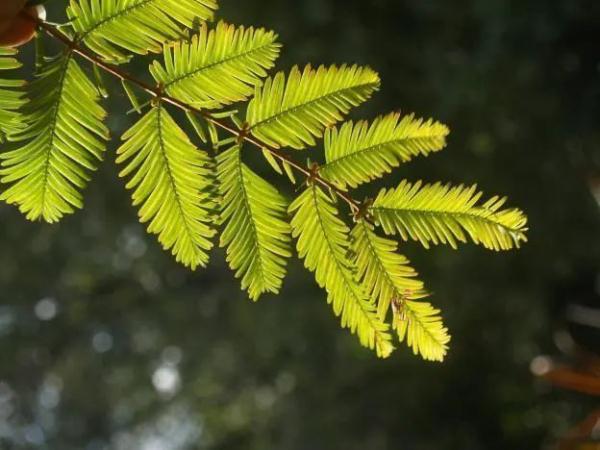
[0,0,599,449]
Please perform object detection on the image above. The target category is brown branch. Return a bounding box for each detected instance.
[34,19,362,214]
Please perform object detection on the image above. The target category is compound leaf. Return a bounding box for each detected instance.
[371,180,528,251]
[151,21,280,109]
[321,113,449,189]
[217,145,292,300]
[247,64,380,149]
[68,0,219,61]
[116,104,217,269]
[0,54,108,223]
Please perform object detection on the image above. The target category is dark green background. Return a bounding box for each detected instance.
[1,0,599,449]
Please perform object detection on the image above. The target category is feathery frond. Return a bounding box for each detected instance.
[352,220,425,317]
[289,184,394,357]
[352,220,450,361]
[217,145,292,300]
[0,54,108,223]
[150,22,280,109]
[395,299,450,362]
[247,64,380,149]
[321,113,449,189]
[116,104,217,269]
[0,48,26,142]
[370,180,528,251]
[68,0,219,61]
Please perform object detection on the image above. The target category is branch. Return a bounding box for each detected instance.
[34,19,362,214]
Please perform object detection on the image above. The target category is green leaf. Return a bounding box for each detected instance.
[289,184,394,357]
[394,299,451,363]
[68,0,219,61]
[0,54,108,223]
[352,220,450,361]
[370,180,529,251]
[0,48,26,142]
[247,64,380,149]
[0,48,22,70]
[116,104,217,269]
[352,220,425,317]
[321,113,449,189]
[150,21,280,109]
[217,145,292,300]
[121,79,143,114]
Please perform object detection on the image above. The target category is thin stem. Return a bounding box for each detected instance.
[34,19,362,214]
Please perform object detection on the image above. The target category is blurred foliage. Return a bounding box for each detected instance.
[0,0,599,449]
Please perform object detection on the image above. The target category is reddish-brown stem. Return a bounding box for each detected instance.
[34,19,362,214]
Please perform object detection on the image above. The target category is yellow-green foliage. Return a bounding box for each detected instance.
[352,221,450,361]
[68,0,218,62]
[371,181,528,251]
[0,48,25,142]
[0,0,528,361]
[247,64,380,149]
[321,113,449,189]
[1,54,108,222]
[150,21,281,109]
[217,145,291,300]
[290,185,394,358]
[116,104,217,269]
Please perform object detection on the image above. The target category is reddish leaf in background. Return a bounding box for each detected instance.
[0,1,45,47]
